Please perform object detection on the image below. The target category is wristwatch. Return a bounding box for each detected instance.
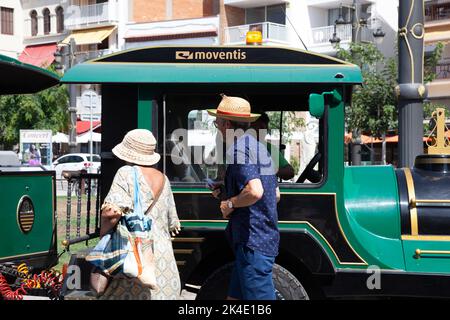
[227,199,234,209]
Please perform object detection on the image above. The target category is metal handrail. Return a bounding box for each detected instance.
[62,171,101,249]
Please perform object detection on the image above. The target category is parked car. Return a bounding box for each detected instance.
[52,153,101,180]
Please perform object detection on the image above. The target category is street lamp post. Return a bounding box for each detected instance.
[397,0,426,168]
[330,1,385,166]
[54,38,77,153]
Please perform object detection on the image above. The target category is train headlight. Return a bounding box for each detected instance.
[17,196,35,233]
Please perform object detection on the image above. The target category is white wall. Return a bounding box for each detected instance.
[285,0,312,49]
[308,6,327,28]
[0,0,24,58]
[370,0,398,59]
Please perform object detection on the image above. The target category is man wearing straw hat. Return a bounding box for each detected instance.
[207,94,280,300]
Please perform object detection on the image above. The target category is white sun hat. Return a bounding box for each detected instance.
[112,129,161,166]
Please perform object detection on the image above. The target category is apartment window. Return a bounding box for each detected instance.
[1,7,14,35]
[56,6,64,33]
[267,4,286,25]
[425,2,450,22]
[43,8,50,35]
[246,4,286,25]
[30,10,37,36]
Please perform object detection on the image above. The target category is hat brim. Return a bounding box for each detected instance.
[207,109,260,123]
[112,143,161,166]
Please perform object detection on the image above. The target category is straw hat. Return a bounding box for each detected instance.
[112,129,161,166]
[207,94,260,123]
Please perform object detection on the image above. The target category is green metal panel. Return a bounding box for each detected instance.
[343,166,405,270]
[138,86,153,130]
[61,63,363,84]
[403,240,450,273]
[0,174,55,260]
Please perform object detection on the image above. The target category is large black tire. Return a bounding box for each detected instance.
[196,263,309,300]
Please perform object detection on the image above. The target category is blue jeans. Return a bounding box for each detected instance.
[228,244,276,300]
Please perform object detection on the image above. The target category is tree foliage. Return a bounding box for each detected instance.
[0,67,68,149]
[336,41,444,139]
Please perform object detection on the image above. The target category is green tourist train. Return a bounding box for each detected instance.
[1,45,450,299]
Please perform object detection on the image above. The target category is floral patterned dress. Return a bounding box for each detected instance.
[99,165,181,300]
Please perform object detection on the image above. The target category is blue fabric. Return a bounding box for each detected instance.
[86,167,152,275]
[225,133,279,257]
[228,244,276,300]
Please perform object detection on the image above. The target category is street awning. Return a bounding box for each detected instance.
[0,54,59,94]
[62,26,117,46]
[18,43,57,68]
[77,131,101,143]
[52,132,69,143]
[424,30,450,44]
[77,120,101,135]
[125,26,217,42]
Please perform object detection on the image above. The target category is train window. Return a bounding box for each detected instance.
[165,108,218,183]
[164,95,323,185]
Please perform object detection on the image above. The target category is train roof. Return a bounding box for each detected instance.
[61,46,363,85]
[0,54,60,94]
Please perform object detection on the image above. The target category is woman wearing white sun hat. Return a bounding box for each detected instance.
[99,129,181,300]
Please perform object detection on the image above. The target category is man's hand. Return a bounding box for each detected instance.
[220,200,234,219]
[212,188,222,200]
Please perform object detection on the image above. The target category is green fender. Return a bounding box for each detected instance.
[343,165,405,270]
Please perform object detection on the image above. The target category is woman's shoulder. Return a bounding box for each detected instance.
[115,165,135,177]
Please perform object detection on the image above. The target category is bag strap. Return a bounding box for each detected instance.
[146,175,165,214]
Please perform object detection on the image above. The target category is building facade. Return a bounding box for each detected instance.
[0,0,24,58]
[425,0,450,108]
[125,0,220,48]
[221,0,398,57]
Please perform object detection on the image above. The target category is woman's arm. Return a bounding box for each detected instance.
[100,166,132,236]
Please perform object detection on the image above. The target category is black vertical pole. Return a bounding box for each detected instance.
[351,0,362,165]
[397,0,427,168]
[68,38,77,153]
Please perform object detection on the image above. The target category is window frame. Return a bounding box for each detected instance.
[30,10,38,36]
[1,7,14,36]
[161,94,328,190]
[245,4,286,25]
[55,6,64,34]
[43,8,50,35]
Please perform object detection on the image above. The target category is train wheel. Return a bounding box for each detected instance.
[196,263,309,300]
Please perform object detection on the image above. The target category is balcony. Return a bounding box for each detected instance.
[311,24,352,44]
[65,2,118,30]
[224,22,288,45]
